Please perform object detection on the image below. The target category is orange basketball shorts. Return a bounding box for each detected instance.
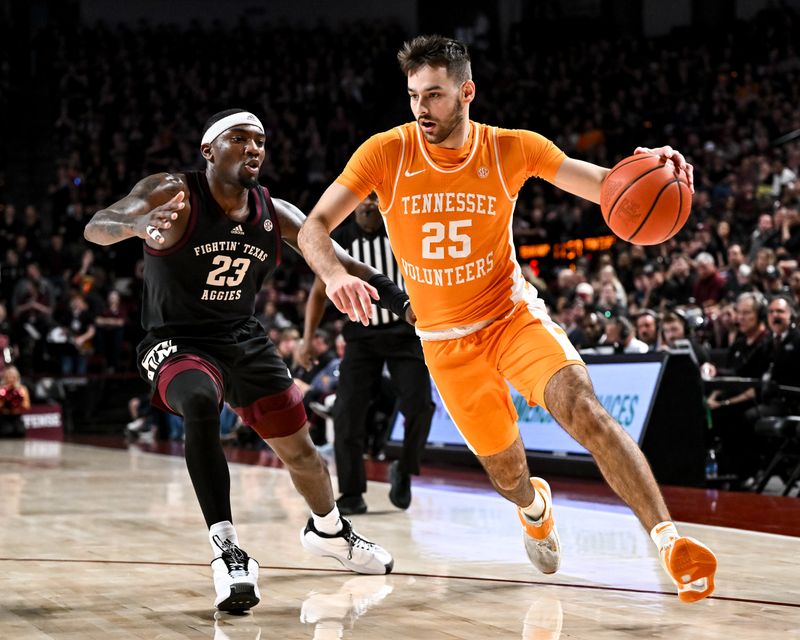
[420,298,585,457]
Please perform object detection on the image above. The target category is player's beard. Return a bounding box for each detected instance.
[238,169,260,189]
[421,97,464,145]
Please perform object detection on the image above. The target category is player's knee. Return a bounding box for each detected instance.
[167,372,219,419]
[487,454,529,492]
[279,437,322,471]
[494,466,528,492]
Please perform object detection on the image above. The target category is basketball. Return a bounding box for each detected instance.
[600,154,692,245]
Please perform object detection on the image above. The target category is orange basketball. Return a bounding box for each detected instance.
[600,154,692,245]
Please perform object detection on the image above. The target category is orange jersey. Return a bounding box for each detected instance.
[337,121,566,331]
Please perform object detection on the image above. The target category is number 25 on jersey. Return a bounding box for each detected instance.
[421,219,472,260]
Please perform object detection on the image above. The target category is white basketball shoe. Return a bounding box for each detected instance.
[517,477,562,574]
[211,535,261,612]
[301,517,394,575]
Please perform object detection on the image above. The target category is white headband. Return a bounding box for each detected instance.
[201,111,264,145]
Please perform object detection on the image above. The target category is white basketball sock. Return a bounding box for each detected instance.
[209,520,238,558]
[313,505,344,535]
[520,486,547,523]
[649,521,679,552]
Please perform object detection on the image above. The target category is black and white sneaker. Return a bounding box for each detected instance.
[211,535,261,612]
[300,518,394,575]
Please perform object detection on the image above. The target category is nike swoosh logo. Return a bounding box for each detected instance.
[404,168,425,177]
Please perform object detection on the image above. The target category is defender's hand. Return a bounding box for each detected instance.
[136,191,185,244]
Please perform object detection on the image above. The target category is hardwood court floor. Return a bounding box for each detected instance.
[1,439,799,639]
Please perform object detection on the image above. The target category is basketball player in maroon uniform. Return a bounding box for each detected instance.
[85,109,403,612]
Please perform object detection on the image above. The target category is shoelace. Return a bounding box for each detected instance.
[213,535,247,573]
[343,525,375,560]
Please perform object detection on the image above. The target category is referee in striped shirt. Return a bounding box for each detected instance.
[299,194,434,515]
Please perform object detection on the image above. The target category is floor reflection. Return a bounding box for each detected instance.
[300,575,393,639]
[522,598,563,640]
[214,611,262,640]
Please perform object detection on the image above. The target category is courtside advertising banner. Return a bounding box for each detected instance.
[390,360,664,456]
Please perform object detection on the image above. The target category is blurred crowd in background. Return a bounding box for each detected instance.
[0,6,798,464]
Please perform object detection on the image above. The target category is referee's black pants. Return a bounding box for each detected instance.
[333,331,434,497]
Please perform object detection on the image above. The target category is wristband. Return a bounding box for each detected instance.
[367,274,410,319]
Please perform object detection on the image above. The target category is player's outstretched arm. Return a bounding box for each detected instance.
[297,183,363,277]
[276,196,411,326]
[84,174,187,247]
[273,196,375,280]
[552,146,694,204]
[297,184,380,325]
[552,158,609,205]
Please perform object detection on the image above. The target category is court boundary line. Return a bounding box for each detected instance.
[2,557,798,610]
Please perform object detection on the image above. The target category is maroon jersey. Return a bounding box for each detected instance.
[141,171,281,336]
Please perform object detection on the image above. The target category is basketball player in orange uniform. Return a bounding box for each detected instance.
[298,35,717,602]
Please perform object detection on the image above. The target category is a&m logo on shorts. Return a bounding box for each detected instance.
[477,166,490,179]
[141,340,178,380]
[264,219,273,232]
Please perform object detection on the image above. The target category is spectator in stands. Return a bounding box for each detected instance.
[577,311,605,351]
[753,295,800,417]
[256,299,293,332]
[762,264,790,297]
[709,301,738,350]
[0,247,22,303]
[789,270,800,305]
[54,293,95,376]
[659,254,695,306]
[40,234,72,297]
[775,206,800,257]
[554,268,577,300]
[752,247,776,286]
[0,203,20,254]
[596,265,627,308]
[660,311,710,365]
[302,335,346,446]
[0,302,15,368]
[692,252,726,308]
[0,365,30,438]
[574,281,595,308]
[94,290,127,372]
[125,394,159,441]
[11,263,55,371]
[563,299,589,347]
[600,316,649,354]
[635,309,660,352]
[277,327,302,371]
[595,282,626,319]
[748,214,774,261]
[720,244,746,300]
[704,292,772,485]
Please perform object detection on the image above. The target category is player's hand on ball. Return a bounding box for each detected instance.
[634,146,694,193]
[138,191,185,244]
